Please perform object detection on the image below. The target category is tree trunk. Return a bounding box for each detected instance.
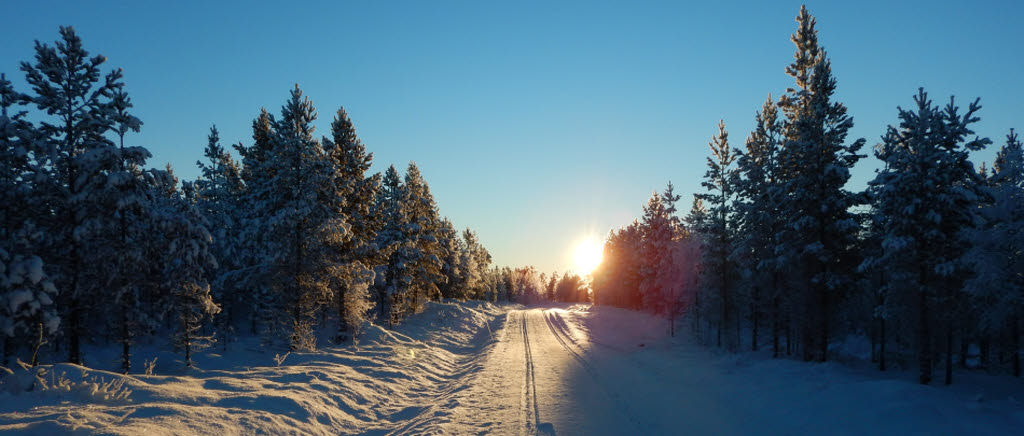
[785,316,792,356]
[879,317,887,372]
[945,318,953,385]
[772,296,780,358]
[820,288,829,363]
[919,287,932,384]
[751,286,759,351]
[184,319,192,368]
[121,308,131,374]
[1013,314,1021,378]
[337,284,349,342]
[68,302,81,365]
[959,328,969,369]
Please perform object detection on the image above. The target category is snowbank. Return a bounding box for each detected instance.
[0,300,510,435]
[567,305,1024,436]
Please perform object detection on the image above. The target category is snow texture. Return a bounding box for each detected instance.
[3,302,1022,435]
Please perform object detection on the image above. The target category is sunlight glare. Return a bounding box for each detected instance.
[573,237,604,275]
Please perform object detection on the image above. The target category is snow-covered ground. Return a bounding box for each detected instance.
[0,301,509,435]
[2,302,1023,435]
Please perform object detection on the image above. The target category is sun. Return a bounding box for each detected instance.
[573,237,604,276]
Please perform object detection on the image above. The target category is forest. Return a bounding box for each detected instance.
[592,6,1022,385]
[0,26,591,374]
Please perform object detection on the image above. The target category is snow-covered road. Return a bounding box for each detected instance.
[444,307,740,435]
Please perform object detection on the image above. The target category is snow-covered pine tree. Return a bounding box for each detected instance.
[233,108,279,337]
[194,125,244,345]
[258,85,350,350]
[102,88,156,374]
[153,172,220,368]
[460,228,491,300]
[20,27,131,364]
[323,107,379,342]
[662,235,701,337]
[774,6,865,362]
[399,163,444,315]
[683,197,710,338]
[0,75,59,366]
[374,165,410,327]
[965,129,1022,377]
[436,218,463,299]
[734,96,784,354]
[546,269,559,302]
[0,73,36,243]
[639,190,674,315]
[864,88,988,384]
[592,221,642,309]
[695,121,740,349]
[684,197,707,233]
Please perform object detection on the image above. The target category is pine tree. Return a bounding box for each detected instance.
[639,191,673,314]
[400,163,444,314]
[734,96,784,354]
[436,218,463,299]
[323,107,379,341]
[374,165,409,326]
[696,121,739,349]
[194,125,244,345]
[965,130,1021,377]
[774,6,865,361]
[864,88,988,384]
[154,173,220,368]
[20,27,132,364]
[103,87,154,374]
[460,228,491,300]
[0,73,60,367]
[233,108,278,337]
[254,85,350,350]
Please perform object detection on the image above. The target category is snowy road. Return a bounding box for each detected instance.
[443,307,739,435]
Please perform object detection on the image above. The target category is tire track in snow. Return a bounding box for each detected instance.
[520,311,541,435]
[541,310,644,431]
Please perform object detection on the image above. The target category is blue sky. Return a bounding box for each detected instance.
[3,1,1022,274]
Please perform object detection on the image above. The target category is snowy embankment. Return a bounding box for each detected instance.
[560,304,1024,435]
[0,301,510,435]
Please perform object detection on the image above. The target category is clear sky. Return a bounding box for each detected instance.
[3,0,1022,274]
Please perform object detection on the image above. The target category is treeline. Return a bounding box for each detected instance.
[593,6,1022,385]
[0,27,503,371]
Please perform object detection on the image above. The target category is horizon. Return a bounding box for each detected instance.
[3,0,1022,274]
